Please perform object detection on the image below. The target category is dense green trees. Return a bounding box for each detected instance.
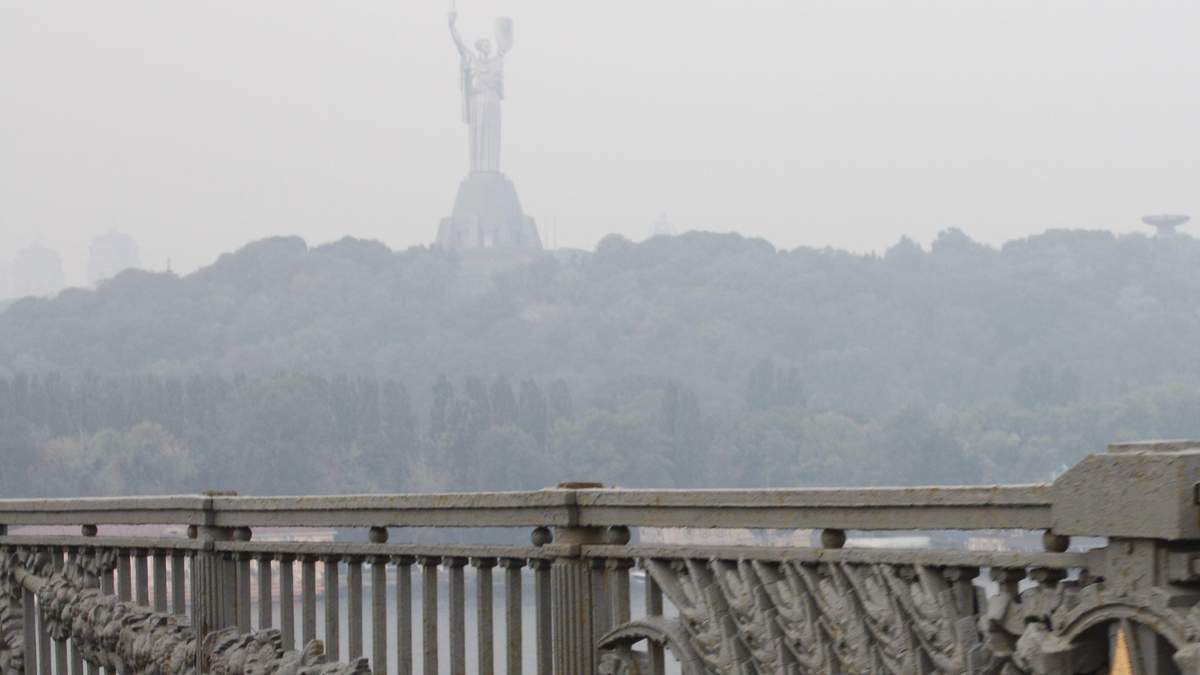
[2,228,1200,496]
[6,229,1200,415]
[1,369,1196,497]
[0,373,420,496]
[35,423,196,497]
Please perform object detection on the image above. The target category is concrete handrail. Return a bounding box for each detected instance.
[0,483,1052,531]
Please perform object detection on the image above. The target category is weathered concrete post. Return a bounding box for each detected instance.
[191,492,237,674]
[1049,441,1200,674]
[547,482,606,675]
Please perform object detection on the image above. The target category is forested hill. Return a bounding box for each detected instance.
[2,229,1198,416]
[3,228,1200,496]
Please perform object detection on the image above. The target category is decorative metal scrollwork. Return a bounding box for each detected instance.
[2,546,370,675]
[0,548,28,675]
[599,614,707,675]
[615,559,984,674]
[600,556,1200,675]
[598,646,648,675]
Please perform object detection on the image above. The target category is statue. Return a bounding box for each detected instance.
[449,12,512,174]
[435,9,542,251]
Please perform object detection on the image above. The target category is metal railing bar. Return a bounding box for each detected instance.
[582,544,1092,569]
[215,542,548,559]
[0,536,202,551]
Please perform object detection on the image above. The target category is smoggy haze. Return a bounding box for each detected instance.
[2,0,1197,280]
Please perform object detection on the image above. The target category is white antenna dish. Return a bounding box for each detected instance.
[1142,214,1190,236]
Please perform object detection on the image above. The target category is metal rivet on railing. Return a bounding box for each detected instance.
[1042,530,1070,553]
[820,528,847,549]
[604,526,631,545]
[531,526,553,547]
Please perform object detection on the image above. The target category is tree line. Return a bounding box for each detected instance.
[3,228,1200,496]
[6,366,1200,498]
[4,228,1200,420]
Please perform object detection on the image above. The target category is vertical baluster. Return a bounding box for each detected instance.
[52,549,68,675]
[191,526,240,673]
[371,556,387,675]
[447,557,466,675]
[236,553,252,633]
[348,557,364,659]
[589,558,611,650]
[945,567,979,622]
[395,556,414,675]
[500,559,523,675]
[302,556,317,647]
[994,567,1025,599]
[608,559,632,626]
[153,551,168,612]
[99,549,115,675]
[644,568,665,675]
[134,549,149,607]
[171,551,187,616]
[36,555,51,675]
[222,554,237,629]
[23,584,37,675]
[257,554,274,630]
[473,558,496,675]
[101,555,114,596]
[324,556,340,660]
[419,556,439,675]
[279,555,296,652]
[67,548,84,675]
[80,529,101,675]
[116,550,132,602]
[532,559,552,675]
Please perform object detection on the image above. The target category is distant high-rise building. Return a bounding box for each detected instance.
[649,212,677,238]
[88,230,141,285]
[11,244,66,298]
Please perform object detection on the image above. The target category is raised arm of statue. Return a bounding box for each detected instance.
[448,12,469,58]
[495,17,513,57]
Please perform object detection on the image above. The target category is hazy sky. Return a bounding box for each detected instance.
[2,0,1197,281]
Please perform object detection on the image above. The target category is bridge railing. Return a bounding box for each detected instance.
[0,440,1198,674]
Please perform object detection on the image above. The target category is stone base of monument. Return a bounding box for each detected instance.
[437,171,542,250]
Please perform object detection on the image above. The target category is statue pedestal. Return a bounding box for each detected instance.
[436,172,542,250]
